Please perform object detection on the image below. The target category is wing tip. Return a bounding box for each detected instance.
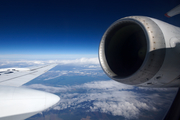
[165,13,171,18]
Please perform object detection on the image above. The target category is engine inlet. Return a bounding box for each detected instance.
[105,21,147,78]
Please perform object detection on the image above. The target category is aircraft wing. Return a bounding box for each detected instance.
[0,64,57,87]
[165,4,180,17]
[0,64,60,120]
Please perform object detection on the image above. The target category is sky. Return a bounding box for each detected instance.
[0,0,180,59]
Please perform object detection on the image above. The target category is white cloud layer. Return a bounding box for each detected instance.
[56,58,99,65]
[2,57,177,119]
[24,80,177,119]
[0,57,99,68]
[44,69,104,81]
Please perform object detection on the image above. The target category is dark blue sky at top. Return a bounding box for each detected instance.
[0,0,179,55]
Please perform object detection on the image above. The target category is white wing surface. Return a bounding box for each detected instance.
[165,4,180,17]
[0,86,60,120]
[0,64,57,87]
[0,64,60,120]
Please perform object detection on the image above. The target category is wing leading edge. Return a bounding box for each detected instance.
[0,64,57,87]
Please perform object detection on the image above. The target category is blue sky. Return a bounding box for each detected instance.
[0,0,180,58]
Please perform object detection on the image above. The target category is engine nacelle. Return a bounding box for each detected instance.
[99,16,180,87]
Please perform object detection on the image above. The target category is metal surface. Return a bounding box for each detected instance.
[165,4,180,17]
[0,64,60,120]
[0,86,60,120]
[0,64,57,87]
[99,16,180,87]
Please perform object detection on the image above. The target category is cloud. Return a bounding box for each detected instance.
[40,68,105,81]
[0,58,99,68]
[0,60,46,68]
[81,80,133,90]
[23,84,69,93]
[56,58,99,65]
[43,71,69,80]
[24,80,177,119]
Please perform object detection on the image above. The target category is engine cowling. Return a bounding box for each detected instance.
[99,16,180,87]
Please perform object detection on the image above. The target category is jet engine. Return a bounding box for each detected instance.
[99,16,180,87]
